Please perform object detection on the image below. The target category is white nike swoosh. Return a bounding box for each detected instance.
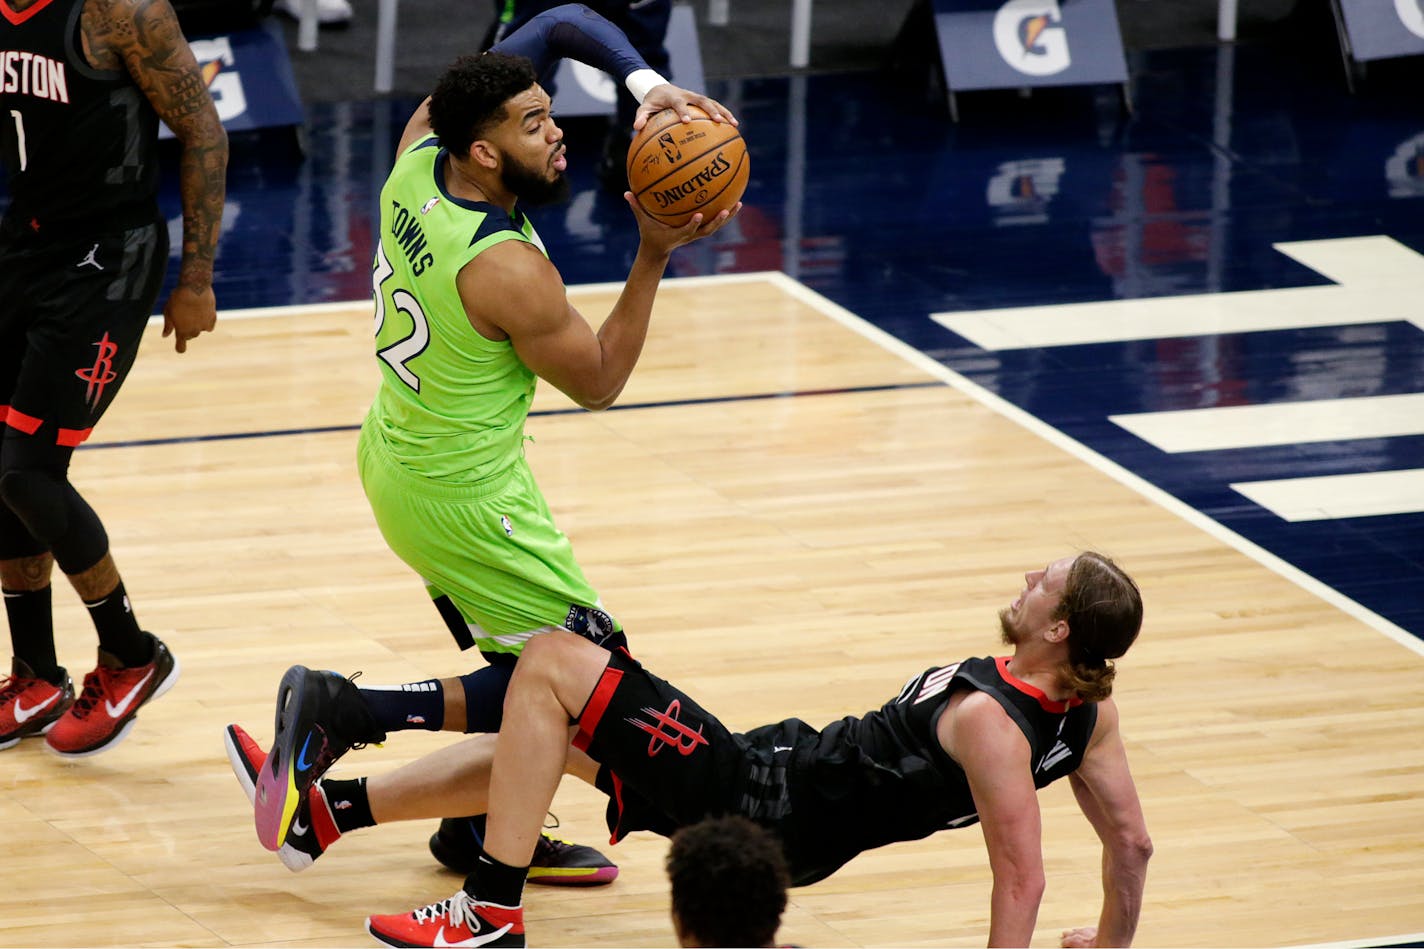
[772,745,794,753]
[13,691,61,723]
[290,817,309,836]
[433,923,510,947]
[105,669,156,719]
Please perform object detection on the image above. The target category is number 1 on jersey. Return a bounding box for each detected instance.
[372,239,430,393]
[9,110,27,172]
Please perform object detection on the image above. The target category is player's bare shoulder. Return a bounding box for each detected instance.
[937,687,1021,761]
[1082,693,1121,752]
[457,238,566,341]
[77,0,132,71]
[82,0,213,126]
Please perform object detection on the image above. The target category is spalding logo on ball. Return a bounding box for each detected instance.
[626,105,749,226]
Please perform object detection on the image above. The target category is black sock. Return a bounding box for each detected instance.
[3,585,61,682]
[84,581,149,666]
[464,851,528,907]
[321,777,376,833]
[357,678,444,733]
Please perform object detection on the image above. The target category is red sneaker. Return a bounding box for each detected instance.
[223,722,342,871]
[45,635,179,758]
[366,891,524,948]
[0,659,74,750]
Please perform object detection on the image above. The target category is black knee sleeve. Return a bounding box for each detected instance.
[0,495,48,560]
[0,468,108,573]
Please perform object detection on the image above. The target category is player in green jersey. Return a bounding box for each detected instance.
[227,4,739,887]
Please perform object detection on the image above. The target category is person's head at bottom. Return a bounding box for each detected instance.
[667,815,790,948]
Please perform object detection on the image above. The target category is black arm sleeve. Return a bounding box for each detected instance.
[492,3,650,84]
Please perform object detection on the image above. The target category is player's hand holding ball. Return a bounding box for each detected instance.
[626,104,748,244]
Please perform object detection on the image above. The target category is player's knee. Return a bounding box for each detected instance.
[520,629,596,685]
[519,629,567,670]
[0,467,69,544]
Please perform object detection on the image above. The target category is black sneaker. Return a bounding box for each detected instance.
[252,666,384,851]
[429,816,619,886]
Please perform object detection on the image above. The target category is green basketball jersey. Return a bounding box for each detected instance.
[366,134,547,483]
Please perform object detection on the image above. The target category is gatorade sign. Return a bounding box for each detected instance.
[1337,0,1424,61]
[931,0,1126,92]
[158,21,302,139]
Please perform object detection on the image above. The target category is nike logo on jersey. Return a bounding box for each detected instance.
[1036,739,1073,773]
[13,691,61,722]
[105,669,155,719]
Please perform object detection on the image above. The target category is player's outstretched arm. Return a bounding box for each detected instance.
[95,0,227,352]
[1066,699,1153,947]
[494,4,737,129]
[947,692,1047,947]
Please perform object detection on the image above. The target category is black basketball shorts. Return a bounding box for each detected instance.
[575,648,749,840]
[0,220,167,455]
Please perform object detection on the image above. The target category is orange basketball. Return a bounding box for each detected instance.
[626,106,748,226]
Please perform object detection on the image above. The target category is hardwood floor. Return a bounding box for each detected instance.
[2,276,1421,947]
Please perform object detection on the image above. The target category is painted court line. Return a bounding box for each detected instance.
[1232,468,1424,522]
[930,235,1424,349]
[1110,393,1424,453]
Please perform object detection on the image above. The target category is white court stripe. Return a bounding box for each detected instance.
[1232,469,1424,522]
[1110,393,1424,453]
[930,234,1424,350]
[1274,235,1424,287]
[931,283,1419,350]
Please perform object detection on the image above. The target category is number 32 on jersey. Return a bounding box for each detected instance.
[372,239,429,392]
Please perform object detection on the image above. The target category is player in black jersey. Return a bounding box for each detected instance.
[357,551,1151,948]
[0,0,227,756]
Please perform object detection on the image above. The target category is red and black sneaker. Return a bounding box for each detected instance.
[224,722,342,872]
[0,659,74,750]
[366,890,524,948]
[45,635,178,758]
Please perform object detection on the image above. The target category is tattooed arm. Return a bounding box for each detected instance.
[84,0,228,353]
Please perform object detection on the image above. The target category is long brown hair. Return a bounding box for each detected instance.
[1054,552,1143,701]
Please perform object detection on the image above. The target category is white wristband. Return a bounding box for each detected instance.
[625,69,669,105]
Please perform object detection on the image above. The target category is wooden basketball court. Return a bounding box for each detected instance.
[2,274,1421,947]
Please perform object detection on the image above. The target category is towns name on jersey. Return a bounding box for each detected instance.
[389,198,434,275]
[0,50,68,103]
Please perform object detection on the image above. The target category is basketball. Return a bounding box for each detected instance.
[626,106,749,226]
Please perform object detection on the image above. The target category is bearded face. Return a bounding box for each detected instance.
[501,147,570,208]
[998,607,1026,647]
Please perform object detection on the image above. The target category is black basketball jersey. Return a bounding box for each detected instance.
[776,655,1099,885]
[0,0,160,238]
